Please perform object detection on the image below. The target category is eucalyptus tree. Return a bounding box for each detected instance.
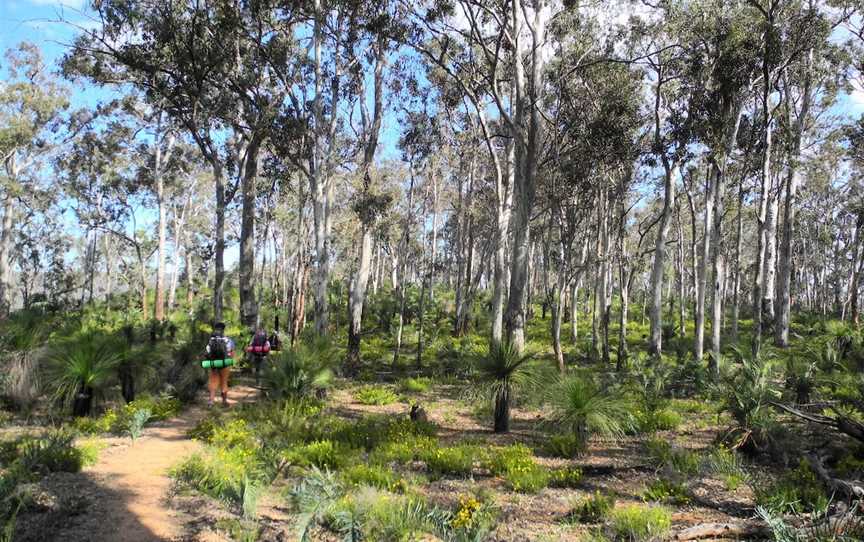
[69,0,287,325]
[0,43,70,318]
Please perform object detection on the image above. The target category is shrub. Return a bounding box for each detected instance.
[565,491,615,523]
[645,438,700,475]
[544,433,584,459]
[340,464,407,493]
[327,415,437,451]
[171,446,262,507]
[638,409,682,433]
[370,435,439,465]
[354,385,399,406]
[608,504,672,541]
[702,447,748,491]
[421,444,479,478]
[448,493,498,538]
[486,444,549,493]
[642,479,690,505]
[17,430,86,475]
[399,377,432,393]
[261,343,335,400]
[127,408,152,441]
[716,350,781,452]
[549,467,583,489]
[285,440,355,470]
[755,459,828,514]
[471,343,536,433]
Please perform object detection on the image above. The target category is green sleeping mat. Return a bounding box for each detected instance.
[201,358,235,369]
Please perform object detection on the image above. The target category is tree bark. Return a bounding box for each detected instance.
[153,118,175,322]
[649,161,678,355]
[695,163,714,363]
[0,194,13,318]
[775,51,813,345]
[239,135,262,329]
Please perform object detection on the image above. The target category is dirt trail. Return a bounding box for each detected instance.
[17,381,259,542]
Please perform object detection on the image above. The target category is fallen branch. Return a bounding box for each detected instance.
[770,401,864,444]
[673,520,770,540]
[805,453,864,501]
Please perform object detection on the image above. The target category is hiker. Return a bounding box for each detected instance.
[246,327,271,385]
[205,322,235,407]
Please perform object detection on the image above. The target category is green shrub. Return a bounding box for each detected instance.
[645,438,699,475]
[448,493,498,539]
[326,415,437,451]
[285,440,355,470]
[638,409,682,433]
[702,447,748,491]
[261,343,335,399]
[209,419,258,450]
[549,467,583,489]
[370,435,439,465]
[399,377,432,393]
[608,504,672,541]
[565,491,615,523]
[214,518,259,542]
[755,459,828,514]
[127,408,152,441]
[354,385,399,406]
[171,446,263,507]
[421,444,479,477]
[544,433,584,459]
[486,444,549,493]
[642,479,690,505]
[18,430,86,475]
[340,464,407,493]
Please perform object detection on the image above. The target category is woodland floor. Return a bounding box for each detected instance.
[13,373,762,542]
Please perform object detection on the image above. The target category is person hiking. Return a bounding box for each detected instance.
[205,322,235,407]
[246,327,270,386]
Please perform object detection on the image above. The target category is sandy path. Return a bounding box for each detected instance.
[17,382,259,542]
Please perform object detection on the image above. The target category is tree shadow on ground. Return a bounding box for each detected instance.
[14,470,169,542]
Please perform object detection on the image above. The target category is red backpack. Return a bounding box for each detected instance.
[247,331,270,354]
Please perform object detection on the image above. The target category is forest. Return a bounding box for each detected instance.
[2,0,864,540]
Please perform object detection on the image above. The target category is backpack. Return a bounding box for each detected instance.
[268,331,281,352]
[208,336,227,360]
[249,331,270,355]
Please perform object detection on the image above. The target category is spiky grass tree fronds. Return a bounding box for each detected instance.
[470,342,536,433]
[262,345,335,400]
[545,375,635,455]
[715,348,781,452]
[45,334,121,416]
[289,468,345,542]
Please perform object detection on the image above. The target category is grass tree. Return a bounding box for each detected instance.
[546,375,635,455]
[46,334,120,416]
[473,342,535,433]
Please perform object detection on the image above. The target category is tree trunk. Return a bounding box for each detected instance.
[649,161,678,355]
[504,0,545,353]
[493,386,510,433]
[153,122,174,322]
[346,226,373,372]
[695,164,714,363]
[731,183,744,344]
[851,218,864,326]
[0,194,12,318]
[213,161,226,323]
[775,51,812,346]
[239,136,262,329]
